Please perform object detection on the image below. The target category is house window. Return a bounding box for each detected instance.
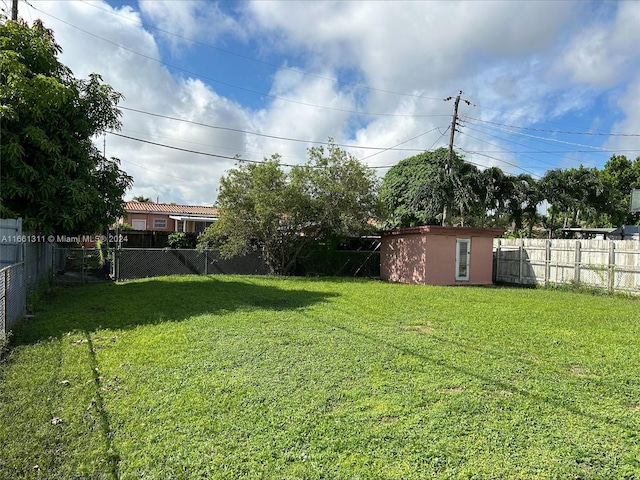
[456,238,470,281]
[131,219,146,230]
[153,218,167,229]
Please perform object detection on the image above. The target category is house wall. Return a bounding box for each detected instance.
[124,213,208,233]
[381,228,498,286]
[125,213,188,232]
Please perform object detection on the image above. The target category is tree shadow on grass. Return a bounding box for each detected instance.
[12,276,337,345]
[328,320,639,436]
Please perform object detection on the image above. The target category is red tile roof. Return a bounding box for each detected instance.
[125,201,218,216]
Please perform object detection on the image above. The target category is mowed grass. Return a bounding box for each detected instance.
[1,276,640,479]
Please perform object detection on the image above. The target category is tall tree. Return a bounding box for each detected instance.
[0,18,132,234]
[477,166,507,227]
[381,148,483,228]
[540,166,611,232]
[380,148,480,228]
[199,141,379,275]
[602,154,640,226]
[379,149,447,228]
[505,174,541,236]
[132,195,152,203]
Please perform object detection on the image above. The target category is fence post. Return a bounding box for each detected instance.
[574,241,581,284]
[545,239,551,286]
[517,239,524,284]
[495,239,501,283]
[608,242,615,293]
[3,269,7,338]
[114,247,120,281]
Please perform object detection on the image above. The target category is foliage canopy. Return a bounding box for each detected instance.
[199,141,379,275]
[0,18,132,234]
[381,146,640,237]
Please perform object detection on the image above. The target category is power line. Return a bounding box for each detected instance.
[110,131,371,169]
[465,116,640,137]
[78,0,447,105]
[462,120,607,164]
[120,105,433,153]
[459,148,540,179]
[109,130,446,171]
[360,126,449,163]
[118,127,309,164]
[109,131,265,164]
[29,4,450,119]
[120,157,212,184]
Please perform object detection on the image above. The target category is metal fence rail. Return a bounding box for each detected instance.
[494,238,640,294]
[0,263,26,338]
[0,241,65,339]
[114,248,269,281]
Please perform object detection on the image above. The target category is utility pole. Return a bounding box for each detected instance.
[442,90,471,226]
[12,0,18,21]
[442,91,462,226]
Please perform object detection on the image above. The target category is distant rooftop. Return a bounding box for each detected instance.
[125,201,218,216]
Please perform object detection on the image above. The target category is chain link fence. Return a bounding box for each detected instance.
[0,241,65,339]
[114,248,269,280]
[494,238,640,294]
[53,247,110,286]
[0,263,26,339]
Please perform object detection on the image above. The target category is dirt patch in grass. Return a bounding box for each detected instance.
[404,321,435,334]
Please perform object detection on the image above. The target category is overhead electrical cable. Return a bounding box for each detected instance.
[30,4,450,119]
[464,118,618,152]
[120,106,432,152]
[109,131,445,171]
[120,157,213,183]
[118,127,309,164]
[78,0,447,104]
[465,116,640,137]
[458,128,600,171]
[359,126,447,162]
[460,120,603,167]
[458,148,541,179]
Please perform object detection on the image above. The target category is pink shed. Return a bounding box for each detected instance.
[381,226,503,286]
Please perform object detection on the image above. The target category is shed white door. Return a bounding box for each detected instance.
[456,238,470,281]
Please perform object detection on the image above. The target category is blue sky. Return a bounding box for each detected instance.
[14,0,640,205]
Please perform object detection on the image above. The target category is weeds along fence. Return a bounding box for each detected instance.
[494,238,640,293]
[0,242,64,339]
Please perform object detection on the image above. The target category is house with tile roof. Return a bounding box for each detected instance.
[121,201,218,233]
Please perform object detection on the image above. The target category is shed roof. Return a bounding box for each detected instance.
[382,225,504,237]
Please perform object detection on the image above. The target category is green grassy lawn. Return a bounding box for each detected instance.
[1,275,640,479]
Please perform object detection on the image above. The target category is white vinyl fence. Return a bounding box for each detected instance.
[494,238,640,293]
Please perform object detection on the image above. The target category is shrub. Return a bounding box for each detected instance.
[167,232,190,249]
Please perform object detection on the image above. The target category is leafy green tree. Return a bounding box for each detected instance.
[602,154,640,226]
[477,166,507,227]
[504,174,542,236]
[199,141,379,275]
[379,149,446,228]
[540,166,611,232]
[0,18,132,234]
[132,195,152,203]
[381,148,484,228]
